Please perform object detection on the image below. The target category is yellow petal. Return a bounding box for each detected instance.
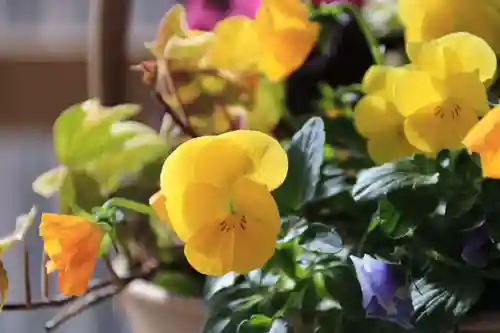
[149,191,172,228]
[208,16,260,72]
[46,260,58,274]
[445,72,490,117]
[393,69,446,117]
[261,0,311,31]
[184,223,234,276]
[479,150,500,179]
[404,103,478,152]
[256,6,319,82]
[220,130,288,191]
[150,4,187,58]
[463,106,500,152]
[354,95,403,138]
[166,183,229,242]
[367,133,419,165]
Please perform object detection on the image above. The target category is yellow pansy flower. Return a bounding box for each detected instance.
[405,32,497,87]
[40,214,104,296]
[398,0,500,55]
[354,66,419,164]
[463,107,500,179]
[393,66,489,153]
[208,0,319,82]
[160,130,288,275]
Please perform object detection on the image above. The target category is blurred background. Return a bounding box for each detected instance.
[0,0,400,332]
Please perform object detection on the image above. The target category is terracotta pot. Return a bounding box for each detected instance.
[118,279,207,333]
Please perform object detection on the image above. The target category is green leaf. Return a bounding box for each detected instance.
[85,121,167,193]
[352,156,439,201]
[274,117,325,212]
[300,223,343,254]
[323,263,365,316]
[0,260,7,310]
[0,206,37,252]
[32,166,68,198]
[412,265,484,331]
[53,100,140,166]
[237,315,273,333]
[59,171,104,213]
[98,233,113,257]
[374,200,416,239]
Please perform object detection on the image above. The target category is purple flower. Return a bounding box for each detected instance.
[186,0,261,31]
[462,222,492,268]
[350,254,414,329]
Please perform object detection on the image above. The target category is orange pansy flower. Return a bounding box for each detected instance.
[40,213,104,296]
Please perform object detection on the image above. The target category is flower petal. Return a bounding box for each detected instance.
[149,191,172,228]
[463,107,500,152]
[184,223,234,276]
[393,69,446,117]
[220,130,288,191]
[58,257,97,296]
[404,104,478,152]
[167,182,229,242]
[445,72,490,117]
[354,95,403,138]
[256,6,319,82]
[208,16,260,72]
[479,150,500,179]
[367,134,419,165]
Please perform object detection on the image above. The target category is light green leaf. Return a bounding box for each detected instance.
[85,122,167,192]
[0,206,37,252]
[53,100,140,166]
[59,171,103,214]
[32,166,68,198]
[0,261,7,310]
[274,117,325,213]
[352,156,439,201]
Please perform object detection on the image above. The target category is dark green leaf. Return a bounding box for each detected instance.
[323,263,364,316]
[352,156,439,201]
[412,265,484,331]
[300,223,343,254]
[374,200,416,239]
[274,117,325,212]
[152,271,204,298]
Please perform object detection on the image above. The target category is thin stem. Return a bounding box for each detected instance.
[23,246,32,308]
[154,92,199,137]
[102,197,156,217]
[41,251,50,300]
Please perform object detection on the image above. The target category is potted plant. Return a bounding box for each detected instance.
[2,1,500,333]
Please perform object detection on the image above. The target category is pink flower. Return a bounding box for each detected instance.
[186,0,261,31]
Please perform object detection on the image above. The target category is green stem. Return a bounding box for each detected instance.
[102,197,156,217]
[334,4,385,65]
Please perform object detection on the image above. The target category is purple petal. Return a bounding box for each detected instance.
[360,255,403,309]
[350,255,377,308]
[186,0,260,31]
[462,223,491,268]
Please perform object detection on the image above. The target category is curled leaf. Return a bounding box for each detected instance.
[0,206,37,252]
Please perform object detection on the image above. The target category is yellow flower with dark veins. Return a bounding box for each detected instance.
[399,0,500,55]
[208,0,319,82]
[160,130,288,275]
[354,65,419,164]
[463,107,500,179]
[40,214,104,296]
[389,33,496,154]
